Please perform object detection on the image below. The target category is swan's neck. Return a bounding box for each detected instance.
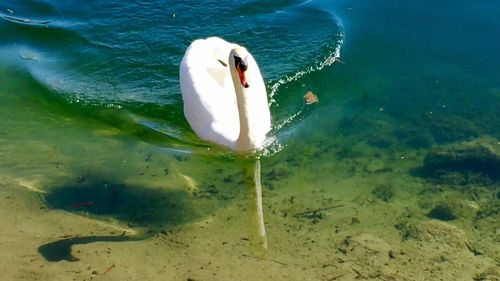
[234,85,259,151]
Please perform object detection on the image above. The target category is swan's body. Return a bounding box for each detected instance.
[180,37,271,152]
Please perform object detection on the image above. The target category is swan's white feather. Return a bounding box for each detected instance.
[180,37,271,150]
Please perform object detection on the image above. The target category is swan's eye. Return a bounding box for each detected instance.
[239,61,248,72]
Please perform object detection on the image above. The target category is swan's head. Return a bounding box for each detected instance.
[229,47,250,89]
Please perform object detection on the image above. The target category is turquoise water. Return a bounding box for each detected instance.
[1,0,499,279]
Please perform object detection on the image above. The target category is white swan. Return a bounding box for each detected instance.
[180,37,271,152]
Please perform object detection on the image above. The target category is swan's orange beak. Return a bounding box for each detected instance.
[238,69,249,88]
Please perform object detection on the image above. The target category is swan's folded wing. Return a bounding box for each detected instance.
[180,37,240,148]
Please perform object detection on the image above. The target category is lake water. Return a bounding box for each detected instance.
[0,0,499,280]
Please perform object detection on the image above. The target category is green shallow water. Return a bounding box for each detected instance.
[0,0,499,279]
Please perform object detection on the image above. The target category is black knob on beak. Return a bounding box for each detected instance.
[234,56,248,72]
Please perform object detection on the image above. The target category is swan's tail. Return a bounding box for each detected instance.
[242,158,268,255]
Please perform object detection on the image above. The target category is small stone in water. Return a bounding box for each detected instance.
[427,205,456,221]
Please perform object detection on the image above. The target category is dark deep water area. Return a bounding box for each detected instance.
[0,0,499,280]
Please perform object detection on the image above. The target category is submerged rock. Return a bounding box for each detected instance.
[474,267,500,281]
[427,204,456,221]
[418,220,468,249]
[368,135,396,149]
[405,132,436,149]
[420,113,479,144]
[395,128,436,149]
[365,159,390,173]
[372,184,394,202]
[337,234,392,263]
[421,136,500,184]
[394,221,420,240]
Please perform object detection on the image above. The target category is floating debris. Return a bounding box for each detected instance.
[304,90,319,105]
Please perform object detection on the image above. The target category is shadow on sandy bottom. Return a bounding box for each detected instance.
[39,178,196,262]
[38,235,140,262]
